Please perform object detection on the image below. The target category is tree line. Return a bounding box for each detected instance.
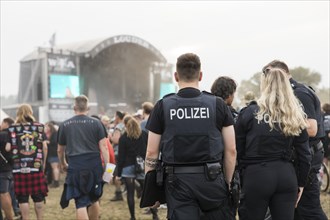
[236,66,330,107]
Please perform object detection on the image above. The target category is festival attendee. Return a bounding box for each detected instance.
[139,101,159,217]
[211,76,240,219]
[210,76,238,121]
[0,117,15,220]
[57,95,109,220]
[45,121,60,188]
[109,111,126,202]
[145,53,236,219]
[5,104,48,220]
[116,115,148,220]
[90,115,116,166]
[101,115,111,133]
[236,68,312,220]
[263,60,327,220]
[133,109,143,123]
[140,102,154,132]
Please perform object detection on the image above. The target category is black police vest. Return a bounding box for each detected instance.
[8,123,45,174]
[160,92,224,165]
[239,104,294,163]
[290,80,325,140]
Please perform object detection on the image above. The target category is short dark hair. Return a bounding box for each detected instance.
[176,53,201,82]
[74,95,89,112]
[262,60,289,74]
[210,76,237,100]
[3,117,14,126]
[116,111,125,120]
[322,103,330,114]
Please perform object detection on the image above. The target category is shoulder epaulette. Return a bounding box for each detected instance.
[163,93,176,99]
[202,90,213,96]
[239,106,249,113]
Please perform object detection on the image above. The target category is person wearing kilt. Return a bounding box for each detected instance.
[5,104,48,220]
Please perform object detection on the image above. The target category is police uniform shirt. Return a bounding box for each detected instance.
[289,78,324,141]
[235,103,311,186]
[146,87,234,135]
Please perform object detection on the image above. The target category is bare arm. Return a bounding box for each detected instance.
[306,118,317,137]
[145,131,161,173]
[222,125,237,184]
[42,141,48,173]
[57,144,68,172]
[99,138,109,169]
[111,130,121,145]
[5,143,11,152]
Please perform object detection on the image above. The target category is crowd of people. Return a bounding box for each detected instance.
[0,52,329,220]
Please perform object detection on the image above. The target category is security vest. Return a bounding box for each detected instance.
[239,104,295,164]
[8,123,45,174]
[161,92,224,165]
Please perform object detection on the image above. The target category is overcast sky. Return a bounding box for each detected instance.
[1,1,329,98]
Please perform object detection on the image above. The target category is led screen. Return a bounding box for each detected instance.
[49,74,80,98]
[159,83,176,98]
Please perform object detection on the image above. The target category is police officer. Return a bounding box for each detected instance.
[210,76,238,121]
[236,68,312,220]
[145,53,236,220]
[263,60,327,220]
[210,76,240,219]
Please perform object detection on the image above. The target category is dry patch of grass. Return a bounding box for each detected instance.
[2,180,329,219]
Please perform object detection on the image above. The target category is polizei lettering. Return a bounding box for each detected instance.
[170,107,210,120]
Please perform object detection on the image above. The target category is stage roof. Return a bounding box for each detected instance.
[21,35,167,63]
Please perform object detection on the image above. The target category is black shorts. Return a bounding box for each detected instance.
[17,193,45,203]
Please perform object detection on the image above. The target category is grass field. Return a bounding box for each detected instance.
[2,178,330,220]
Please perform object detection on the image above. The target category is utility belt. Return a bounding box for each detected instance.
[309,140,323,159]
[164,162,222,181]
[309,140,324,172]
[310,140,323,153]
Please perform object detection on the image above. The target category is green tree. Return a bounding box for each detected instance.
[317,87,330,105]
[236,66,327,108]
[290,67,321,90]
[236,72,261,107]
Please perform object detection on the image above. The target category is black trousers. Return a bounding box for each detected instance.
[239,160,298,220]
[164,172,232,220]
[294,149,327,220]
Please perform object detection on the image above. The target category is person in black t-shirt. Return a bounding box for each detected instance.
[210,76,238,121]
[145,53,236,220]
[211,76,240,219]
